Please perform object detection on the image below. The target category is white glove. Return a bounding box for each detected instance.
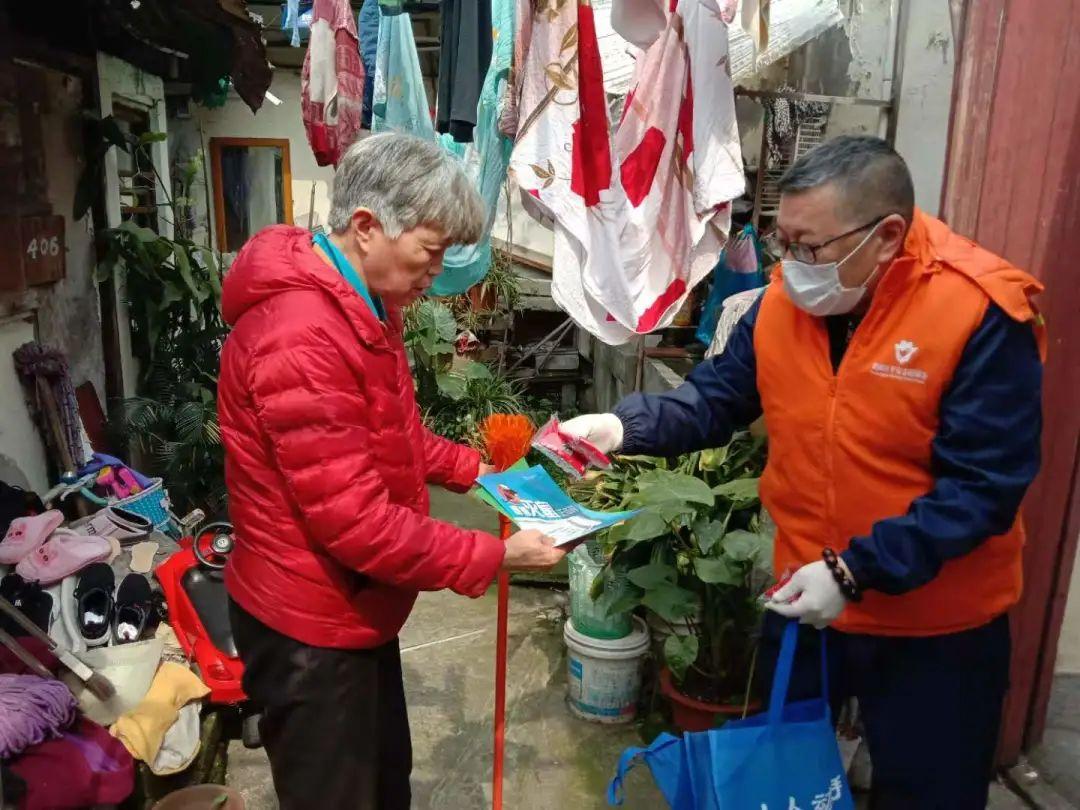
[560,413,625,454]
[766,561,849,629]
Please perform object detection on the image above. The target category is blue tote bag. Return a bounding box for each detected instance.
[609,621,854,809]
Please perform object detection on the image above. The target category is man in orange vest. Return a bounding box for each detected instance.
[564,135,1045,808]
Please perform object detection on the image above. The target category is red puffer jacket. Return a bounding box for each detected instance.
[218,226,505,649]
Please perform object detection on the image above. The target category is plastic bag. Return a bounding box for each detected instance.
[608,621,855,809]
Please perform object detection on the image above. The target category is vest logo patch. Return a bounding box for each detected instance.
[870,340,927,383]
[894,340,919,365]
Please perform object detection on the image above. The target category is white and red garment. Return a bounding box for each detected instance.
[302,0,365,167]
[509,0,745,344]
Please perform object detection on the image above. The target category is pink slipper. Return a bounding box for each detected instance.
[0,510,64,565]
[16,529,112,585]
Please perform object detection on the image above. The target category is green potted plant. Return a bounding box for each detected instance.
[574,434,772,731]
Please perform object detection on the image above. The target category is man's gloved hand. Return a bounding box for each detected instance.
[765,561,850,629]
[560,413,625,455]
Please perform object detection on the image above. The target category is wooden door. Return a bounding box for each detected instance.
[942,0,1080,764]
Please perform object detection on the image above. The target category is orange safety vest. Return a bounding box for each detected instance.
[754,210,1046,636]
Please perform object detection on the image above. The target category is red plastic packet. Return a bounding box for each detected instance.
[762,569,800,603]
[530,415,613,479]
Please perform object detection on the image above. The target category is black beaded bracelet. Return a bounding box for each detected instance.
[823,547,863,603]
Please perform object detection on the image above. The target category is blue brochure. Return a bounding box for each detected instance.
[476,465,640,546]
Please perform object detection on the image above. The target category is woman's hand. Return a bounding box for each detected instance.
[501,530,566,571]
[477,462,497,479]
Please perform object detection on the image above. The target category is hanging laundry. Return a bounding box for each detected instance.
[497,0,535,138]
[284,0,304,47]
[764,91,830,164]
[741,0,771,54]
[432,0,516,295]
[302,0,366,166]
[694,224,765,345]
[359,0,380,128]
[509,0,745,343]
[436,0,494,143]
[728,0,843,81]
[372,3,516,295]
[372,12,437,137]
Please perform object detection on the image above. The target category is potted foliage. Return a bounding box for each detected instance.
[402,299,529,444]
[573,433,772,731]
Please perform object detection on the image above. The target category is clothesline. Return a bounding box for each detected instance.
[302,0,848,344]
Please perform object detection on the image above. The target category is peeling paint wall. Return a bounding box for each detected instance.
[0,66,104,491]
[35,69,105,396]
[891,0,954,215]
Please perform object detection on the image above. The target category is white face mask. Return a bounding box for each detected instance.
[781,225,882,317]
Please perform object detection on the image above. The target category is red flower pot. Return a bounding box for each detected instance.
[659,667,760,732]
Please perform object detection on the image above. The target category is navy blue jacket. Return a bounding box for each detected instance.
[614,300,1042,596]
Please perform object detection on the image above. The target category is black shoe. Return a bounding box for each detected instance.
[0,572,52,635]
[114,573,153,644]
[75,563,115,648]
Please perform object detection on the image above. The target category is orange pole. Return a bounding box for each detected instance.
[493,514,511,809]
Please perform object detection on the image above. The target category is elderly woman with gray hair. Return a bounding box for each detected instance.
[217,133,563,809]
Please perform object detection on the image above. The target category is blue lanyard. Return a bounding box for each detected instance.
[313,232,385,321]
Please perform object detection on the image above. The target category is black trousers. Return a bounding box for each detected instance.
[757,612,1011,810]
[229,601,412,810]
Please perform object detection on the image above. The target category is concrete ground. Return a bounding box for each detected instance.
[1028,674,1080,805]
[227,487,661,809]
[226,586,662,809]
[224,487,1036,809]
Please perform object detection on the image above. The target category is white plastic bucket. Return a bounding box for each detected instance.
[564,616,649,724]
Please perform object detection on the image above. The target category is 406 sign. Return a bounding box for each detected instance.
[20,214,65,286]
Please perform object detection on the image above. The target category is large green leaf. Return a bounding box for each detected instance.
[663,633,699,682]
[627,562,677,590]
[642,582,698,622]
[173,245,208,303]
[596,585,642,618]
[694,556,743,586]
[691,516,726,555]
[623,512,673,544]
[432,303,458,342]
[698,446,728,471]
[460,361,492,380]
[197,247,223,299]
[713,477,760,507]
[722,529,771,564]
[117,220,161,244]
[436,373,467,401]
[635,470,715,508]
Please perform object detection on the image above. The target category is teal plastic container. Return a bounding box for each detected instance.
[568,544,633,640]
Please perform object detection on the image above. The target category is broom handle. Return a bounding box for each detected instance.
[493,514,511,810]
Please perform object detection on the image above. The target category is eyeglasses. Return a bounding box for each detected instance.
[765,215,889,264]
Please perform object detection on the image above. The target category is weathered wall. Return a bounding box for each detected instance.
[0,66,104,491]
[36,69,105,395]
[892,0,953,215]
[169,69,336,251]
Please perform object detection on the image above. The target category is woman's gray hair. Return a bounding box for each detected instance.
[328,133,486,244]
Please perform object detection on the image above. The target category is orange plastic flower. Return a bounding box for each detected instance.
[481,414,535,472]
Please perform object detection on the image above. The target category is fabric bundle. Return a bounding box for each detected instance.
[0,674,78,759]
[12,342,89,471]
[302,0,366,166]
[695,224,766,345]
[111,662,210,775]
[508,0,746,344]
